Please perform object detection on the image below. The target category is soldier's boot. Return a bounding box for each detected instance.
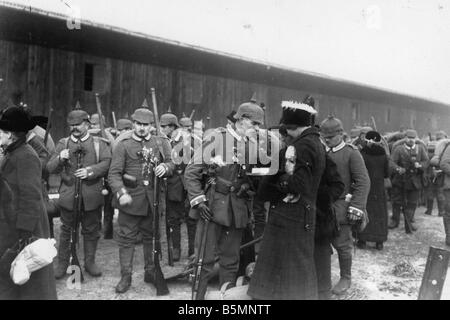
[84,239,102,277]
[424,199,434,215]
[443,217,450,246]
[438,199,445,217]
[115,247,134,294]
[388,204,401,229]
[404,205,417,234]
[54,228,71,279]
[143,243,156,284]
[332,255,351,295]
[187,218,197,257]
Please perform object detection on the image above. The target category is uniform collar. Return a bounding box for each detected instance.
[132,132,151,142]
[70,132,90,143]
[404,143,417,151]
[326,141,346,153]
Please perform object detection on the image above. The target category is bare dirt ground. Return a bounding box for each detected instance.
[53,205,450,300]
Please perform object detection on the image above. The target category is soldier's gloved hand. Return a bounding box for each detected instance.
[414,162,422,169]
[196,202,212,221]
[74,168,88,179]
[59,149,70,161]
[396,167,406,175]
[155,164,167,178]
[119,193,133,206]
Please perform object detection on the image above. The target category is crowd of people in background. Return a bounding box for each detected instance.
[0,94,449,301]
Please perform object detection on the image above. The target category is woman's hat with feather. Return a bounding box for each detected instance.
[279,95,317,128]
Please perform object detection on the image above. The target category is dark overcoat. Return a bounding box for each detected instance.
[248,127,326,300]
[0,139,57,300]
[359,144,390,243]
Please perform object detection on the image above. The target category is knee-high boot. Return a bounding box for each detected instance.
[115,246,134,293]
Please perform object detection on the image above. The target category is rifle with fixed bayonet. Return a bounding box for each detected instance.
[150,88,170,296]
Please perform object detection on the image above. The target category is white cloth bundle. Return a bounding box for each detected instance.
[10,238,57,285]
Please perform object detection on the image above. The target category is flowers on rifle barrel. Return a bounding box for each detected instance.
[137,146,159,186]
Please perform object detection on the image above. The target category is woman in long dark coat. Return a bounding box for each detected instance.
[0,106,57,300]
[248,101,325,300]
[358,131,390,250]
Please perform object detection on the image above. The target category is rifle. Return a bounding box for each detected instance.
[150,88,170,295]
[43,107,53,147]
[95,93,106,139]
[192,179,215,300]
[164,177,174,267]
[70,144,85,282]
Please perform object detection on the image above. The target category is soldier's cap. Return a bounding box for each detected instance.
[0,106,36,132]
[234,100,264,125]
[160,113,179,127]
[365,130,381,142]
[90,113,106,125]
[179,115,193,127]
[406,129,417,138]
[117,119,133,130]
[319,116,344,137]
[67,109,90,126]
[131,108,154,124]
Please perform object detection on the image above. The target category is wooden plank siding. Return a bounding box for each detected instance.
[0,39,448,140]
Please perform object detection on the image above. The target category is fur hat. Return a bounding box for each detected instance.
[279,100,317,127]
[0,106,36,132]
[365,130,381,142]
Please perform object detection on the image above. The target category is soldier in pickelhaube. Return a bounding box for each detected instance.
[319,116,370,296]
[47,109,112,280]
[184,98,263,299]
[108,106,174,294]
[160,110,197,260]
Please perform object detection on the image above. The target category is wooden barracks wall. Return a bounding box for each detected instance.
[0,39,447,140]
